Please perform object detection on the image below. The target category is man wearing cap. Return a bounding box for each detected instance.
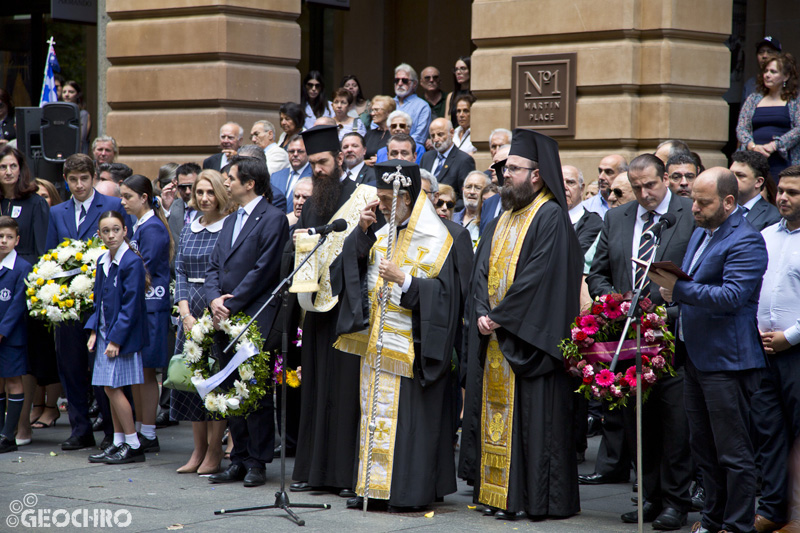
[287,125,379,498]
[743,36,782,102]
[335,159,461,512]
[461,129,583,520]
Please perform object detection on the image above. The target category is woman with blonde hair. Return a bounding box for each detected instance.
[169,169,230,474]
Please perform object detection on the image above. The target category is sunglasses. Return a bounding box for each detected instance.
[436,200,455,209]
[306,82,321,89]
[394,77,411,85]
[610,188,624,197]
[177,184,193,190]
[422,75,439,81]
[389,123,408,129]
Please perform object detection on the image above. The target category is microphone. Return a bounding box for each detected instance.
[642,212,677,241]
[307,218,347,235]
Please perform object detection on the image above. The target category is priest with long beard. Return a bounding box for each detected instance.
[459,129,583,521]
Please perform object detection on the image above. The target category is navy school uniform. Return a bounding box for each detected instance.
[0,251,32,378]
[45,190,132,438]
[86,242,148,388]
[130,211,171,369]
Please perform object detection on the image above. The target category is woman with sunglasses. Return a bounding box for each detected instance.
[436,184,457,220]
[444,56,473,126]
[300,71,334,130]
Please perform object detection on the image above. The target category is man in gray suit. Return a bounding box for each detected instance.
[585,154,695,530]
[730,150,781,231]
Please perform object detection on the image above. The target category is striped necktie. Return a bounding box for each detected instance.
[634,211,656,289]
[435,153,446,177]
[78,205,87,232]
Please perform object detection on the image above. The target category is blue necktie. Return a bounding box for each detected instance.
[435,154,446,177]
[78,205,87,232]
[231,208,246,246]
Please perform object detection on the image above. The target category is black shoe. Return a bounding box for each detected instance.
[88,444,119,463]
[587,415,601,437]
[155,411,178,429]
[621,502,661,523]
[289,482,314,492]
[495,510,527,521]
[274,445,296,458]
[652,507,688,530]
[0,437,18,454]
[691,485,705,512]
[104,443,146,464]
[243,467,266,487]
[137,434,160,453]
[61,434,96,450]
[346,496,363,509]
[339,489,356,498]
[482,506,497,516]
[91,415,105,432]
[578,472,628,485]
[98,434,113,450]
[209,463,246,484]
[88,399,99,418]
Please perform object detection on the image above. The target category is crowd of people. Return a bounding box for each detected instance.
[0,49,797,533]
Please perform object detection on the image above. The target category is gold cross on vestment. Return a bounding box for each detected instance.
[400,247,434,277]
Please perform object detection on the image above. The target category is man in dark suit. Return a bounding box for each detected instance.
[586,154,695,530]
[271,135,312,214]
[206,156,289,487]
[165,162,201,251]
[235,145,287,211]
[202,122,243,171]
[420,118,475,200]
[731,150,781,231]
[563,165,603,254]
[46,154,133,451]
[665,153,698,200]
[341,132,375,185]
[649,168,768,533]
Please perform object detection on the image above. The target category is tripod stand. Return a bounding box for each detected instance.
[214,235,332,526]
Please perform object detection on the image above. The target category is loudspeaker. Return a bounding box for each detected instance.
[40,102,81,162]
[15,107,66,195]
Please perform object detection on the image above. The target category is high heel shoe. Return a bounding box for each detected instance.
[197,464,221,475]
[31,406,61,429]
[176,463,200,474]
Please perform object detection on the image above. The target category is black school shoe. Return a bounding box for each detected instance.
[104,443,146,464]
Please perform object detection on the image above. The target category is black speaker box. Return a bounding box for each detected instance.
[15,107,66,195]
[40,102,81,162]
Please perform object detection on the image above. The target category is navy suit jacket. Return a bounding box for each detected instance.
[202,153,224,171]
[46,192,132,250]
[271,165,313,213]
[205,197,289,333]
[86,248,149,355]
[0,254,32,347]
[479,194,502,237]
[420,147,476,196]
[744,196,781,232]
[132,217,171,313]
[672,210,768,372]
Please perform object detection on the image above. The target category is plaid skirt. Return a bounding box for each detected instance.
[91,331,144,388]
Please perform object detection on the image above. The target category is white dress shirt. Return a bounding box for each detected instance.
[74,192,96,230]
[758,219,800,346]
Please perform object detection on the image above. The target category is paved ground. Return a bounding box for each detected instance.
[0,415,701,532]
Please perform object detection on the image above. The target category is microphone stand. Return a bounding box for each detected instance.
[609,231,664,533]
[215,233,333,526]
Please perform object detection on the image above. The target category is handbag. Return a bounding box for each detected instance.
[162,353,196,392]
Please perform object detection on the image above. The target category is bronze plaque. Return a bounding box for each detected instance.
[511,53,577,136]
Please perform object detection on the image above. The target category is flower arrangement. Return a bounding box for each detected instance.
[183,310,271,417]
[274,328,302,387]
[559,293,676,409]
[26,237,106,325]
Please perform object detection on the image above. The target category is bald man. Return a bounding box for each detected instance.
[583,154,628,218]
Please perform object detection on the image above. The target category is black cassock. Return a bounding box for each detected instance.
[288,179,362,490]
[334,221,461,507]
[459,200,583,517]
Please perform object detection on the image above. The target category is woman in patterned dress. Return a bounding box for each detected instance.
[170,170,231,474]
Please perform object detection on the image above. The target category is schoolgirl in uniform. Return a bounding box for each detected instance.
[86,211,149,464]
[0,217,33,453]
[119,175,172,453]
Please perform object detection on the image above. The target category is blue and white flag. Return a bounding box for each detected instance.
[39,39,61,107]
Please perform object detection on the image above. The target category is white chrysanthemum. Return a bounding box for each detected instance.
[229,324,245,340]
[46,306,63,323]
[214,395,228,414]
[82,247,105,264]
[38,284,60,302]
[225,397,240,410]
[234,380,250,399]
[204,394,218,412]
[36,260,61,280]
[69,275,94,297]
[218,319,232,334]
[58,246,76,263]
[199,314,214,332]
[184,340,202,363]
[65,309,80,321]
[238,365,254,381]
[190,323,205,341]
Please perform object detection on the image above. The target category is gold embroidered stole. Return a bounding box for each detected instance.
[291,184,376,313]
[335,192,452,501]
[478,189,554,510]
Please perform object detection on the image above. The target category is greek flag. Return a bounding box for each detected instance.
[39,39,60,107]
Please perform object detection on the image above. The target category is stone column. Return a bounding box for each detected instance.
[105,0,301,180]
[470,0,732,180]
